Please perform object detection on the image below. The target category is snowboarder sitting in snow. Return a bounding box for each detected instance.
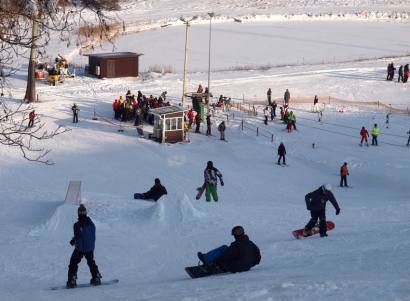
[303,184,340,238]
[204,161,224,202]
[134,178,167,201]
[197,226,261,274]
[67,204,101,288]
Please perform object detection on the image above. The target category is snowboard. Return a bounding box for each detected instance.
[185,265,227,279]
[50,279,119,290]
[292,221,335,239]
[196,183,206,200]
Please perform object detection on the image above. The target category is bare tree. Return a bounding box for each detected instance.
[0,98,70,164]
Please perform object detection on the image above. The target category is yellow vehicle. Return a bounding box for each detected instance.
[47,68,61,86]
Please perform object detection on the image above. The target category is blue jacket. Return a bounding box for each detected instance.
[73,216,96,252]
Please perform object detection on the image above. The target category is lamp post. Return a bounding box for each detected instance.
[207,12,214,110]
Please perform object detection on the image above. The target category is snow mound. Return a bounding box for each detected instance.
[29,203,76,238]
[135,194,206,226]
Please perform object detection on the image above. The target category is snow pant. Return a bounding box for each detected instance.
[28,120,34,128]
[206,125,211,136]
[134,193,146,200]
[114,110,119,119]
[201,245,228,265]
[340,175,348,187]
[372,135,378,146]
[278,155,285,164]
[398,74,403,82]
[360,136,368,144]
[68,250,100,281]
[73,113,78,123]
[264,116,268,125]
[195,123,200,133]
[305,210,327,236]
[220,131,225,140]
[205,184,218,202]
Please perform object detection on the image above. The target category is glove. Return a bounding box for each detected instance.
[69,239,75,246]
[336,208,340,215]
[220,181,224,186]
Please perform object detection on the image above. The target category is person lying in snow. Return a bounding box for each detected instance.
[196,226,261,274]
[134,178,167,201]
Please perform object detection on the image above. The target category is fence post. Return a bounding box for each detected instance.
[256,127,259,136]
[241,120,243,131]
[92,105,98,120]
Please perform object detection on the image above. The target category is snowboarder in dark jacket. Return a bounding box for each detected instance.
[398,65,403,83]
[67,205,101,288]
[134,178,167,201]
[72,103,80,123]
[407,130,410,146]
[197,226,261,273]
[303,184,340,237]
[277,142,286,165]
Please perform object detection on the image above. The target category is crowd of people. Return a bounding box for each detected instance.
[386,62,409,83]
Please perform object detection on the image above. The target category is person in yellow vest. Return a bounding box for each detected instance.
[371,123,380,146]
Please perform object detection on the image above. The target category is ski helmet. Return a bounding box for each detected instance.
[207,161,213,169]
[231,225,245,237]
[78,204,87,216]
[322,184,332,192]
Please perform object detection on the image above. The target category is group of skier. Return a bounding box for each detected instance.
[387,62,409,83]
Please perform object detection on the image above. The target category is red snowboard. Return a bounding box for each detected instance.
[292,221,335,239]
[196,183,206,200]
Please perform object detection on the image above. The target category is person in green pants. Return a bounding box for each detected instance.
[204,161,224,202]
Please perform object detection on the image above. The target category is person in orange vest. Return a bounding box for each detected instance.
[28,110,35,128]
[339,162,349,187]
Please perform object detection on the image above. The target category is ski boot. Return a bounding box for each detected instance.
[320,233,328,237]
[90,273,102,286]
[66,276,77,289]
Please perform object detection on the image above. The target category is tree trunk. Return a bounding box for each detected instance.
[24,2,39,103]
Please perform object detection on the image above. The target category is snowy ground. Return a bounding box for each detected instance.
[1,1,410,301]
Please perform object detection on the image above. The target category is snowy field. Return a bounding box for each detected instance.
[1,1,410,301]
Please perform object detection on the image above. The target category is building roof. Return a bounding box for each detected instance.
[149,106,185,116]
[85,52,143,58]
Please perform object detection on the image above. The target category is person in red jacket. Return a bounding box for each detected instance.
[187,109,195,129]
[113,99,119,119]
[28,110,35,128]
[360,126,369,146]
[197,84,204,93]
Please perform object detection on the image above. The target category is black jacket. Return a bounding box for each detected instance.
[216,235,261,273]
[278,144,286,156]
[144,183,167,201]
[73,216,95,252]
[305,186,340,212]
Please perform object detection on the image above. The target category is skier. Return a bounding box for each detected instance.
[72,103,80,123]
[187,109,195,129]
[113,99,119,119]
[277,142,286,165]
[271,101,277,120]
[398,65,403,83]
[267,88,272,106]
[263,107,269,125]
[385,113,390,128]
[404,64,409,83]
[407,130,410,146]
[288,111,296,130]
[197,226,261,274]
[284,89,290,105]
[313,95,319,112]
[67,204,102,288]
[28,110,35,128]
[360,126,369,146]
[134,178,167,201]
[204,161,223,202]
[218,121,226,141]
[303,184,340,237]
[280,106,284,121]
[371,123,380,146]
[206,114,212,136]
[197,84,204,93]
[339,162,349,187]
[195,114,202,133]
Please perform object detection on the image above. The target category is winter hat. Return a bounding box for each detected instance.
[155,178,161,184]
[322,184,332,192]
[78,204,87,216]
[207,161,213,169]
[231,225,245,237]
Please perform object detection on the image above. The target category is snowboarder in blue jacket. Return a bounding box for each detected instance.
[67,204,101,288]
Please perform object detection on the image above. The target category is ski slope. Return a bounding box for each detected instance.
[1,1,410,301]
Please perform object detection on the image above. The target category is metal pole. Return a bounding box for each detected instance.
[207,13,214,110]
[182,22,190,108]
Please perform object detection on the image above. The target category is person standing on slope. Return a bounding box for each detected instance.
[303,184,340,237]
[371,123,380,146]
[339,162,349,187]
[197,226,261,274]
[67,205,102,288]
[360,126,369,146]
[277,142,286,165]
[72,103,80,123]
[218,121,226,141]
[406,130,410,146]
[204,161,224,202]
[284,89,290,106]
[267,88,272,106]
